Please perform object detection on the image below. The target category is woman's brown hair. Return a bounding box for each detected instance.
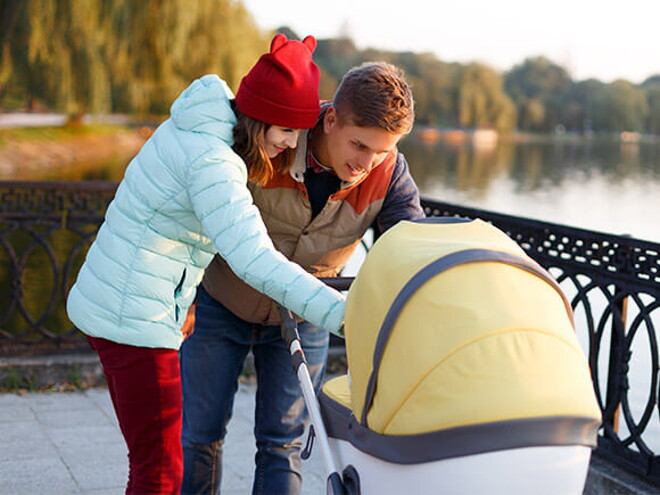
[232,106,296,186]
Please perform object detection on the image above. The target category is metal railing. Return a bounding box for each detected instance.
[0,181,658,485]
[422,199,660,486]
[0,181,116,355]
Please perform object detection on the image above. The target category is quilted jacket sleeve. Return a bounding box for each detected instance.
[188,149,346,335]
[373,153,425,238]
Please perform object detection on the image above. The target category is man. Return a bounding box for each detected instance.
[180,61,425,495]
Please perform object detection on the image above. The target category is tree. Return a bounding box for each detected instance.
[1,0,268,118]
[1,0,112,120]
[644,85,660,134]
[561,78,599,133]
[315,37,360,84]
[504,56,572,132]
[458,63,516,133]
[104,0,267,115]
[389,51,461,128]
[642,75,660,134]
[593,80,648,132]
[0,0,22,106]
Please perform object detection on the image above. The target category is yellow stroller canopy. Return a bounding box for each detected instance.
[320,217,601,464]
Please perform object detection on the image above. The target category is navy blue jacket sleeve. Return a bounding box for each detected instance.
[373,152,425,238]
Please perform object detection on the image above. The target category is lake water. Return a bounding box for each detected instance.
[5,130,657,242]
[399,135,660,243]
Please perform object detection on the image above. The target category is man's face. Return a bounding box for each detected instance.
[322,108,403,182]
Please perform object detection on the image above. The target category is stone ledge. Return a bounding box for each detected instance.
[584,454,660,494]
[0,352,105,389]
[0,347,347,390]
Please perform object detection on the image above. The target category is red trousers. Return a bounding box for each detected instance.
[87,336,183,494]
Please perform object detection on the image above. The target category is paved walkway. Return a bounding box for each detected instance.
[0,384,326,494]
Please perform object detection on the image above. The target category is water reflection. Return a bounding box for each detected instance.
[400,137,660,242]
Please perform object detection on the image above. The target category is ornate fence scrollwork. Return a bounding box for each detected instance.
[0,181,117,355]
[0,182,659,486]
[423,199,660,486]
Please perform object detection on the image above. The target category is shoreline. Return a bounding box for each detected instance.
[0,126,148,181]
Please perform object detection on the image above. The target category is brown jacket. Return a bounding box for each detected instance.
[201,127,423,325]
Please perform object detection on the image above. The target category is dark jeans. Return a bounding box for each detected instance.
[179,286,329,495]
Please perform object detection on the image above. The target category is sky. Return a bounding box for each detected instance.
[242,0,660,84]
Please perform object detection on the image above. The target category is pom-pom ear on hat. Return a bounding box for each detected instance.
[235,34,321,129]
[270,33,287,51]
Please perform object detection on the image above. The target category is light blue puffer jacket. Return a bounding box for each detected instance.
[66,74,345,349]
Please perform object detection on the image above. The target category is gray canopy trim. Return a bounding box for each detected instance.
[361,248,573,426]
[347,414,599,464]
[317,389,599,464]
[412,216,472,224]
[319,389,353,441]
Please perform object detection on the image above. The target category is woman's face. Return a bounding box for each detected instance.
[263,126,301,158]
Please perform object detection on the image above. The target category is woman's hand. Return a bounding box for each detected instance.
[181,303,197,340]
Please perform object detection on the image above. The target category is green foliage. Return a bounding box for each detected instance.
[0,367,38,391]
[643,84,660,134]
[458,63,516,133]
[2,3,660,135]
[593,80,648,132]
[1,0,267,118]
[106,0,267,115]
[504,56,572,132]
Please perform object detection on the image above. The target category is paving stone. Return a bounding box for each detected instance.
[45,424,123,448]
[0,456,80,494]
[84,388,117,418]
[0,402,36,423]
[0,393,27,406]
[0,436,59,462]
[21,391,98,412]
[34,407,110,429]
[58,443,128,492]
[0,420,49,445]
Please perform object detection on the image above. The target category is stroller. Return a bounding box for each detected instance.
[280,217,601,494]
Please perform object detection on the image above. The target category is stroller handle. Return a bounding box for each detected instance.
[319,277,354,291]
[278,303,351,493]
[278,305,303,358]
[277,273,353,356]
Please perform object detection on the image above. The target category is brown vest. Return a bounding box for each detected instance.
[201,130,397,325]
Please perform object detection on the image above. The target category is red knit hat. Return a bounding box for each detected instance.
[235,34,321,129]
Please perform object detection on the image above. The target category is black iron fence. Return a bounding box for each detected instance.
[0,181,659,485]
[423,199,660,486]
[0,181,116,355]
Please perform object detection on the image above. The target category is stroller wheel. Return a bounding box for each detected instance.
[326,472,346,495]
[342,465,361,495]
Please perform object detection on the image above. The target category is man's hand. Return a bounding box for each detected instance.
[181,303,197,340]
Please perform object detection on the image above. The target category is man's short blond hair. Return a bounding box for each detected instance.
[333,62,415,134]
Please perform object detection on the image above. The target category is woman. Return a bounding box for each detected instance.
[66,34,342,494]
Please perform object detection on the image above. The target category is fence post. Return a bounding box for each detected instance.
[604,285,628,436]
